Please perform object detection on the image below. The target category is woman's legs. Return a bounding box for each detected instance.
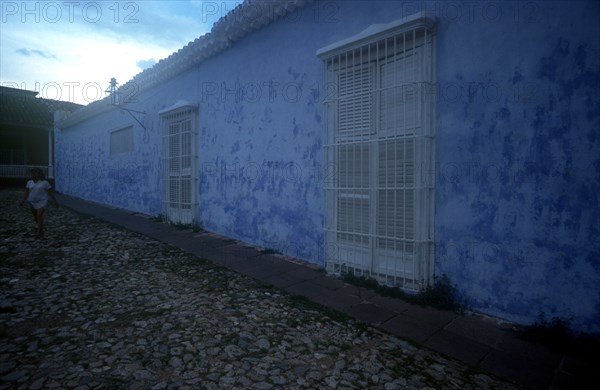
[29,206,38,223]
[35,207,45,238]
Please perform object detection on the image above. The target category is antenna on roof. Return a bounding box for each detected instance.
[105,77,119,106]
[105,77,147,130]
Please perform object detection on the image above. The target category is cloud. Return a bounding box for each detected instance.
[136,58,157,71]
[16,48,57,59]
[1,1,243,104]
[91,1,216,48]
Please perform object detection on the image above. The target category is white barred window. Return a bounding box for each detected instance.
[159,102,198,225]
[318,13,436,291]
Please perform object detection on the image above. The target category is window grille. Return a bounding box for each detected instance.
[160,105,198,225]
[319,14,436,291]
[109,126,134,156]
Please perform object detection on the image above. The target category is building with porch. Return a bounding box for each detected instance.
[0,86,82,186]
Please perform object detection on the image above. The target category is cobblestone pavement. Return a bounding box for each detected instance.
[0,190,518,389]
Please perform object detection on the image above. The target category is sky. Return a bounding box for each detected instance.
[0,0,243,105]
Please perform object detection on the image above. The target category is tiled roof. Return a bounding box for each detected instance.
[58,0,313,128]
[0,86,83,128]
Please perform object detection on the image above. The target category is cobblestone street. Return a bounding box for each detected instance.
[0,190,517,389]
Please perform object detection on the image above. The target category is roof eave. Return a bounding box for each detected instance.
[316,11,436,59]
[56,100,117,129]
[57,0,315,127]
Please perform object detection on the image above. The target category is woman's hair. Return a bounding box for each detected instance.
[31,168,46,180]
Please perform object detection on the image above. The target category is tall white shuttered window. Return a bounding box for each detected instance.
[160,103,198,225]
[318,13,436,291]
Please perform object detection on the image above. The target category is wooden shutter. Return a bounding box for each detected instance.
[379,51,421,137]
[337,63,374,142]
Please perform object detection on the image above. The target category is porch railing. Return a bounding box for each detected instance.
[0,165,53,179]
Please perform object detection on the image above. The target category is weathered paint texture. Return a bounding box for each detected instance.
[55,1,600,333]
[432,0,600,334]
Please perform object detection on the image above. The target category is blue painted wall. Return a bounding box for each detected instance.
[55,105,163,215]
[56,0,600,333]
[432,0,600,334]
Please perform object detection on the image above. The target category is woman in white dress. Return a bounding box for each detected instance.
[20,168,59,238]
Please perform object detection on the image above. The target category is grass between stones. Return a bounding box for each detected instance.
[341,272,465,312]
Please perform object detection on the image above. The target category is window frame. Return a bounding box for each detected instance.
[318,12,436,291]
[109,125,134,157]
[159,103,199,225]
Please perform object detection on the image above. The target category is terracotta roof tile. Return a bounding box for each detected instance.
[0,86,83,128]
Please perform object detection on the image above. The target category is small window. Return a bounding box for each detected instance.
[110,126,134,156]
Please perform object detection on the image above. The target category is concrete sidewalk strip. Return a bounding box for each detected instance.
[36,192,594,389]
[493,333,563,369]
[285,280,339,302]
[261,272,306,289]
[307,275,346,291]
[366,293,413,315]
[380,313,441,344]
[443,314,508,346]
[423,330,492,365]
[285,281,364,312]
[479,349,555,390]
[336,283,378,302]
[401,305,458,329]
[558,355,596,387]
[255,253,303,270]
[283,264,325,281]
[218,243,263,258]
[342,302,397,326]
[192,233,238,247]
[225,257,287,280]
